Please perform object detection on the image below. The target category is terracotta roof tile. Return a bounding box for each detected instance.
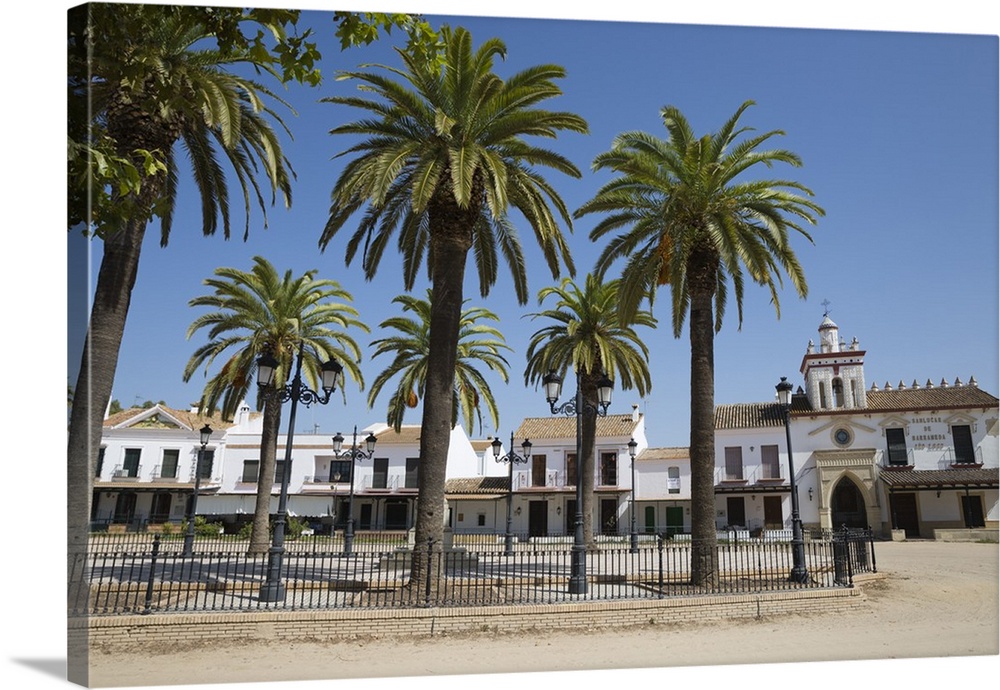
[444,476,509,495]
[103,405,236,431]
[864,386,998,412]
[514,414,640,440]
[638,447,689,461]
[878,467,998,489]
[370,426,421,444]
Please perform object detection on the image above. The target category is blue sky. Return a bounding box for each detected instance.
[66,3,999,451]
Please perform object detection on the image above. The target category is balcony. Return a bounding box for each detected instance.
[878,448,914,470]
[715,466,787,486]
[942,446,984,469]
[111,464,142,481]
[150,465,179,481]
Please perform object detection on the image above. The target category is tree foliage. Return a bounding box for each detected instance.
[368,291,511,435]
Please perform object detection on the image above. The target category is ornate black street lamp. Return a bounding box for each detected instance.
[257,342,342,602]
[332,426,378,555]
[543,369,613,594]
[776,376,809,583]
[490,433,532,555]
[182,423,213,557]
[627,437,639,553]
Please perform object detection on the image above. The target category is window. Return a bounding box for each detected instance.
[566,453,577,485]
[885,428,908,466]
[122,448,141,477]
[405,457,419,489]
[819,382,828,409]
[532,454,547,487]
[724,447,743,480]
[198,449,215,480]
[372,457,388,489]
[952,425,976,464]
[241,460,259,483]
[329,459,352,482]
[160,449,179,478]
[832,377,845,408]
[273,459,286,484]
[96,447,105,478]
[600,452,617,485]
[761,445,780,479]
[477,513,486,527]
[667,466,680,494]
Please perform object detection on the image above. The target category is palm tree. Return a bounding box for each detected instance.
[524,274,655,544]
[368,290,511,435]
[184,256,367,554]
[576,101,824,584]
[67,5,301,547]
[320,25,587,584]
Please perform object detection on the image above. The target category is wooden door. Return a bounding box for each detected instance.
[763,495,783,528]
[890,493,919,537]
[528,501,548,537]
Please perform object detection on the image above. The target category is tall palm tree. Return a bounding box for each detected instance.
[524,274,655,544]
[368,290,511,435]
[184,256,367,554]
[320,25,587,584]
[576,100,824,584]
[67,5,300,548]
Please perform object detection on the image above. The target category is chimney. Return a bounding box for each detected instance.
[632,404,639,423]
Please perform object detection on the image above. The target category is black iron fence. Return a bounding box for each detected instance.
[71,527,876,616]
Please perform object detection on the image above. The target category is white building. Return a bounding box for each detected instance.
[714,314,999,538]
[96,314,996,541]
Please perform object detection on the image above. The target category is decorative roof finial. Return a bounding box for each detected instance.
[821,298,832,317]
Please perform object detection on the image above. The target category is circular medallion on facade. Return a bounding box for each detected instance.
[833,427,853,447]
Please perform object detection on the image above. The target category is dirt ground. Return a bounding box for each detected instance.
[86,540,998,690]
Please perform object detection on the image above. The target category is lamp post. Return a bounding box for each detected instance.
[332,426,378,555]
[257,342,342,602]
[491,433,532,555]
[543,369,613,594]
[627,437,639,553]
[776,376,808,583]
[182,424,213,557]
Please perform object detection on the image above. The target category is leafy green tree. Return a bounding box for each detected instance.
[184,256,367,554]
[320,25,586,585]
[524,275,654,544]
[576,101,824,584]
[66,4,437,556]
[368,291,511,435]
[66,5,306,551]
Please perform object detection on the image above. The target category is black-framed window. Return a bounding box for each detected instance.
[952,425,976,464]
[600,452,617,485]
[160,449,179,478]
[123,448,141,477]
[241,460,259,483]
[372,458,388,489]
[886,428,908,466]
[329,459,352,482]
[96,447,105,478]
[198,449,215,480]
[273,459,286,484]
[404,457,419,489]
[566,453,577,485]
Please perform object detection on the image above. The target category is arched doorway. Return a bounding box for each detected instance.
[830,477,868,529]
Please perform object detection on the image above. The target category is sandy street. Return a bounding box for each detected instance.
[85,540,998,690]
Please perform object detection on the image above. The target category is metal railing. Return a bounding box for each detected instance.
[72,528,876,616]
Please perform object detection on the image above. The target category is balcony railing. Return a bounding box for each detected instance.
[111,464,142,480]
[150,465,179,481]
[714,466,786,485]
[941,446,984,468]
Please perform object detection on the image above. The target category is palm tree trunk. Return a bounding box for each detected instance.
[248,392,282,554]
[68,218,147,575]
[409,191,476,596]
[578,370,598,547]
[688,285,719,586]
